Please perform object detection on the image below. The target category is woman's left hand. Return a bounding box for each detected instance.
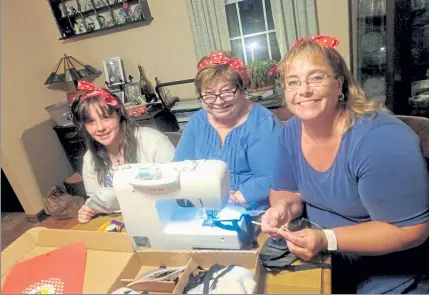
[229,190,248,206]
[276,229,328,261]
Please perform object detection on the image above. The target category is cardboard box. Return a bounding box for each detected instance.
[1,227,260,294]
[119,250,260,294]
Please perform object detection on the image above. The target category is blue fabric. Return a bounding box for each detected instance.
[273,111,429,294]
[174,104,282,209]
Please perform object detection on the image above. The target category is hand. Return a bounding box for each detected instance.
[78,205,95,224]
[260,204,293,237]
[228,190,248,206]
[276,228,328,261]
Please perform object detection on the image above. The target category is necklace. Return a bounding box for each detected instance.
[110,153,124,166]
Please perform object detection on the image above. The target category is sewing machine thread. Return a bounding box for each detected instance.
[137,166,160,180]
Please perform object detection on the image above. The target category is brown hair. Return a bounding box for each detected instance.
[71,94,138,185]
[278,40,386,130]
[195,51,246,95]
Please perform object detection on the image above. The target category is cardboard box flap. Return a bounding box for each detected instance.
[36,227,134,252]
[1,227,137,294]
[1,228,40,277]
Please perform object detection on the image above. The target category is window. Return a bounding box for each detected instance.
[225,0,281,63]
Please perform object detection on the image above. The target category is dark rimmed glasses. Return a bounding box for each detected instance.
[200,89,238,104]
[283,73,337,92]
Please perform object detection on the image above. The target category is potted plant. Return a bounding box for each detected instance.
[246,59,278,94]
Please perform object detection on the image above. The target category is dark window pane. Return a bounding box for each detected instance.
[269,33,281,61]
[231,39,245,61]
[225,4,240,38]
[239,0,266,35]
[244,34,269,62]
[264,0,275,30]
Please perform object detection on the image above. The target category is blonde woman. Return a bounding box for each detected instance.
[261,36,429,293]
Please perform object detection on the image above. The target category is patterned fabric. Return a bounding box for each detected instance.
[77,80,119,106]
[292,35,340,49]
[103,172,113,188]
[186,0,231,61]
[269,0,319,57]
[23,277,64,294]
[197,51,250,87]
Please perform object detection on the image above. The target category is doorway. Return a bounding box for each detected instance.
[1,169,24,212]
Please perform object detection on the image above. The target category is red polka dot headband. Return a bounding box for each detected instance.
[197,51,250,87]
[292,35,340,49]
[268,35,340,77]
[77,80,119,107]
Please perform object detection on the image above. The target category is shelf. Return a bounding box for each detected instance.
[49,0,152,41]
[59,17,153,40]
[59,0,139,21]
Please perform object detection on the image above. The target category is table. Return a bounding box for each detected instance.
[72,215,331,294]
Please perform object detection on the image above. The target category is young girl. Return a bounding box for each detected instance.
[71,81,175,223]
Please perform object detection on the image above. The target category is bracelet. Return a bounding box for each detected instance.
[322,229,338,252]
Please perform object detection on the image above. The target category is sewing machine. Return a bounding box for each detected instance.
[112,160,250,250]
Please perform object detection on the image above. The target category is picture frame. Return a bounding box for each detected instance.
[103,57,125,85]
[124,82,141,103]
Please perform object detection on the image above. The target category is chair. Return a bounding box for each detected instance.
[164,131,182,147]
[397,115,429,160]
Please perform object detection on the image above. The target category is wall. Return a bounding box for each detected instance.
[1,0,351,216]
[316,0,351,68]
[1,0,198,215]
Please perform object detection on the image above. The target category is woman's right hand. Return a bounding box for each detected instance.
[261,204,293,238]
[78,205,95,224]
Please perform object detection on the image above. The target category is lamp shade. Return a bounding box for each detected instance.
[44,54,101,87]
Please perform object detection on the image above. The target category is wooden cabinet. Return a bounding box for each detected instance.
[350,0,429,117]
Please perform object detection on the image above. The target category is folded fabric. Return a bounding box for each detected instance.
[259,218,330,272]
[184,264,257,294]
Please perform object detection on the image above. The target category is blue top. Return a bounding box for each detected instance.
[273,111,429,293]
[174,103,282,209]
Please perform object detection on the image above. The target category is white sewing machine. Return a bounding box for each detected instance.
[112,160,249,250]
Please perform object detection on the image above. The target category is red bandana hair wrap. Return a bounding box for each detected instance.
[268,35,340,77]
[197,51,250,88]
[77,80,119,107]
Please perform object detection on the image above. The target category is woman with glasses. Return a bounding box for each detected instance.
[174,51,282,210]
[261,36,429,293]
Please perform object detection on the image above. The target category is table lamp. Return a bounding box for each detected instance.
[44,54,101,89]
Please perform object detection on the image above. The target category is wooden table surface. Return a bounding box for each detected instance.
[72,215,331,294]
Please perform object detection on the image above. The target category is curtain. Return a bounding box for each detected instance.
[186,0,231,61]
[270,0,319,57]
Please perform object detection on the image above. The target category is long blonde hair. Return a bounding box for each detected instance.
[278,40,386,130]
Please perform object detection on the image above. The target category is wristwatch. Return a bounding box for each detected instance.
[322,229,338,252]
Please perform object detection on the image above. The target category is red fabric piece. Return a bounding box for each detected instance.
[292,35,340,49]
[77,80,119,107]
[197,51,250,88]
[127,105,147,117]
[1,242,87,294]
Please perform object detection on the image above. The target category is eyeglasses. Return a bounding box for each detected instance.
[283,73,336,92]
[200,89,238,104]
